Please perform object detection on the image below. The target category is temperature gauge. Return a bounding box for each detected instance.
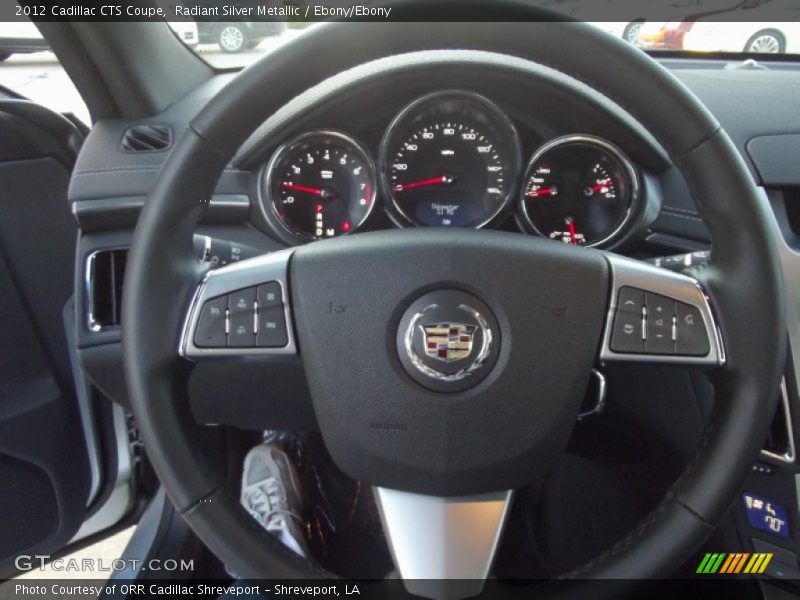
[519,135,638,247]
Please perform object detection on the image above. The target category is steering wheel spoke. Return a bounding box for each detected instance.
[373,487,513,600]
[180,249,298,358]
[599,254,725,367]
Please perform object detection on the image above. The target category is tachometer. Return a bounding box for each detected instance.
[380,91,521,228]
[264,131,376,241]
[519,135,639,247]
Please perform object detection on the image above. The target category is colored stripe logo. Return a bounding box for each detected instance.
[696,553,773,574]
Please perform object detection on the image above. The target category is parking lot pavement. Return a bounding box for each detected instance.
[0,52,91,124]
[0,29,304,126]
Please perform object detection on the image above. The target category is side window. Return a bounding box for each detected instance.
[0,16,90,125]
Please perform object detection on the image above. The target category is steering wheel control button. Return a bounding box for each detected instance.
[676,302,710,356]
[257,282,282,309]
[194,296,228,348]
[257,306,288,348]
[601,257,724,366]
[228,287,256,347]
[255,282,288,348]
[610,286,645,353]
[397,289,500,393]
[645,292,676,355]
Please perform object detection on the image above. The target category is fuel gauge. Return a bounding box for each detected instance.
[549,216,587,245]
[264,131,377,242]
[519,135,639,247]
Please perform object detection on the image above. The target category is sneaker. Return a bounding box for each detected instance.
[240,444,309,557]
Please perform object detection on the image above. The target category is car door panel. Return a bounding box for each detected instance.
[0,99,98,576]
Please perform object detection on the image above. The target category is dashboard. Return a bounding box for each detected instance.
[258,90,644,248]
[64,52,800,442]
[191,57,674,253]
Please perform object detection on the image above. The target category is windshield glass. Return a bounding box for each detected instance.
[161,0,800,69]
[188,21,307,69]
[0,17,89,122]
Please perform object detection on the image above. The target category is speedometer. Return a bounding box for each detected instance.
[379,91,521,228]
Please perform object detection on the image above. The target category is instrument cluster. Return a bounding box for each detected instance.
[260,90,643,248]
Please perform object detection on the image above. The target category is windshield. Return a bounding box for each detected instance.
[1,0,798,108]
[161,0,800,69]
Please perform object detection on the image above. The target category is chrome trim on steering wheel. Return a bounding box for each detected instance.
[373,487,512,600]
[180,248,297,358]
[761,378,796,464]
[599,254,725,366]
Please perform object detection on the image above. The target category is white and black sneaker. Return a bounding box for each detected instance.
[240,444,309,557]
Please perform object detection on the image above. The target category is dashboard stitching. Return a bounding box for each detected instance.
[672,125,722,164]
[659,210,705,223]
[73,167,248,177]
[661,205,701,217]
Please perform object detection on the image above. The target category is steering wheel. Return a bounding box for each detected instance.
[122,6,786,598]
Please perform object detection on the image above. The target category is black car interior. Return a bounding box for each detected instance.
[2,7,800,598]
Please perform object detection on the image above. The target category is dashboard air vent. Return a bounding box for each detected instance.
[87,248,128,331]
[120,124,172,153]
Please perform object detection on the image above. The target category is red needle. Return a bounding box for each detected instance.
[590,179,612,192]
[394,175,447,192]
[281,182,324,196]
[526,187,554,198]
[567,219,578,245]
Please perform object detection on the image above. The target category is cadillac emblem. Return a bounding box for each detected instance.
[421,323,477,363]
[397,289,498,391]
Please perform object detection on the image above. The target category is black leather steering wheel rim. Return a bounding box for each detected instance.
[122,7,786,583]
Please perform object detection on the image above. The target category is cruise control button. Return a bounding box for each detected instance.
[194,296,228,348]
[645,293,675,355]
[610,287,644,354]
[676,302,710,356]
[257,305,288,348]
[228,287,256,348]
[257,282,282,309]
[617,287,643,312]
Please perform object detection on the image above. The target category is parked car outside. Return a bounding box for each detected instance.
[197,21,287,53]
[639,0,800,52]
[579,0,738,44]
[682,0,800,52]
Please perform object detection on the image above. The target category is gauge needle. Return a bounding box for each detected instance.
[281,182,325,196]
[566,217,578,245]
[526,186,555,198]
[393,175,451,192]
[590,179,612,192]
